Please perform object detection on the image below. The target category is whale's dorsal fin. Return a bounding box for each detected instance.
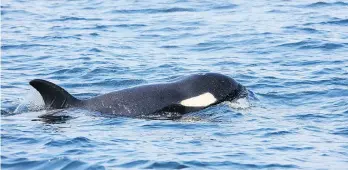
[29,79,80,109]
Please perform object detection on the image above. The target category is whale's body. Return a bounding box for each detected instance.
[30,73,245,118]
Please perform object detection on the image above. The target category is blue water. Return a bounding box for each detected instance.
[1,0,348,169]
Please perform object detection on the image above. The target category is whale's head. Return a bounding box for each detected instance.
[178,73,246,107]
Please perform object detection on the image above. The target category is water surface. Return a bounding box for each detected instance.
[1,0,348,169]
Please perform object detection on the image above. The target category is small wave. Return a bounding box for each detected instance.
[1,9,38,16]
[278,40,344,50]
[1,134,39,145]
[47,16,102,22]
[63,149,90,155]
[196,41,226,47]
[2,160,43,170]
[90,32,99,36]
[1,44,54,50]
[286,114,330,121]
[47,78,145,90]
[49,24,146,31]
[269,146,315,151]
[190,41,233,51]
[267,9,287,13]
[318,43,345,50]
[278,40,318,47]
[87,79,146,88]
[118,160,150,168]
[89,48,102,52]
[176,152,203,156]
[283,26,320,33]
[331,127,348,137]
[303,1,348,8]
[144,27,178,32]
[33,35,81,41]
[83,67,129,75]
[48,67,87,75]
[61,160,104,170]
[94,24,147,29]
[303,126,322,132]
[159,45,179,49]
[1,110,12,116]
[45,137,94,147]
[212,4,238,10]
[110,7,195,14]
[213,131,239,137]
[145,161,188,169]
[141,121,216,129]
[213,61,241,66]
[1,157,104,170]
[243,128,277,136]
[263,130,292,137]
[280,60,325,67]
[321,19,348,26]
[182,160,298,169]
[1,5,10,9]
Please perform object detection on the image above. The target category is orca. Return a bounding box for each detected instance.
[29,73,246,119]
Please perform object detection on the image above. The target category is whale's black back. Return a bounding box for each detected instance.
[81,73,240,116]
[30,73,242,118]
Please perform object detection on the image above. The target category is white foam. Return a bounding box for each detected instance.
[225,97,251,109]
[14,88,45,114]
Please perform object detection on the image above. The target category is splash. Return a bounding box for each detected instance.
[226,97,251,109]
[13,88,45,114]
[226,89,258,110]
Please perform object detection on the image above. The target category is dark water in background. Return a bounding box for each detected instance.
[1,0,348,169]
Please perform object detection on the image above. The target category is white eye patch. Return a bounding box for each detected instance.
[180,92,217,107]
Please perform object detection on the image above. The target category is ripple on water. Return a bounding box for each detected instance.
[145,161,188,169]
[277,40,344,50]
[118,160,150,168]
[283,26,320,34]
[1,44,55,50]
[181,161,298,169]
[1,9,38,16]
[109,7,196,14]
[263,130,293,137]
[331,127,348,137]
[286,113,340,121]
[321,19,348,26]
[1,134,40,145]
[303,1,348,8]
[159,45,180,49]
[141,121,218,130]
[269,146,315,151]
[1,157,105,170]
[92,24,147,30]
[63,149,91,155]
[46,16,102,22]
[211,4,238,10]
[45,137,95,148]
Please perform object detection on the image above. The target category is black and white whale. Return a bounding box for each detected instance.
[29,73,246,119]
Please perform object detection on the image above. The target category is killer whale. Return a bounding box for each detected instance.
[29,73,246,118]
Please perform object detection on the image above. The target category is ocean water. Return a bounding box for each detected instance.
[1,0,348,169]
